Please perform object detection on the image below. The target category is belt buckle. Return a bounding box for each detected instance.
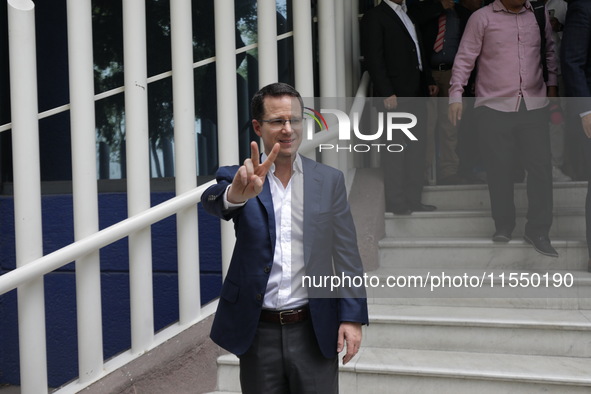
[279,309,296,325]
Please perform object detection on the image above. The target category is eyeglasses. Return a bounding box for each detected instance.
[260,118,303,130]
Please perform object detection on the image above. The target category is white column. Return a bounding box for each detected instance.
[293,0,314,97]
[7,1,48,393]
[318,0,337,97]
[350,0,361,93]
[334,0,349,175]
[317,0,339,169]
[122,0,154,353]
[343,0,354,97]
[170,0,200,324]
[214,0,239,278]
[335,0,346,97]
[66,0,104,383]
[257,0,278,87]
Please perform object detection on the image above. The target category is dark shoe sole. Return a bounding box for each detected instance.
[523,235,559,258]
[492,233,511,243]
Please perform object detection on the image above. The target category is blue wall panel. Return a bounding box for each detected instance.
[0,192,222,387]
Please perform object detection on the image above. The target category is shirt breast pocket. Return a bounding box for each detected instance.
[519,19,541,47]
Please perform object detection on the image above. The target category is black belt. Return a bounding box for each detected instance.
[260,306,309,325]
[432,63,453,71]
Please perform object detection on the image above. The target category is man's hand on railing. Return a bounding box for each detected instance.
[227,141,280,203]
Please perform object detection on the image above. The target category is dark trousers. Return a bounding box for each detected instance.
[238,319,338,394]
[477,105,553,236]
[457,100,482,178]
[382,100,428,210]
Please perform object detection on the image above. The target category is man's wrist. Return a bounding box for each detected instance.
[224,185,246,209]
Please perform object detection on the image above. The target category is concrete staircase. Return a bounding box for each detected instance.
[210,182,591,394]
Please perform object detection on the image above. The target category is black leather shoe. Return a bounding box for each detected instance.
[523,234,558,258]
[492,229,512,243]
[391,206,413,215]
[409,203,437,212]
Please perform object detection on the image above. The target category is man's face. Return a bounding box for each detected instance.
[252,95,303,159]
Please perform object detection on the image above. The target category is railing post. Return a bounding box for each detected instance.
[66,0,104,382]
[317,0,339,169]
[293,0,314,96]
[122,0,154,353]
[170,0,201,323]
[258,0,278,87]
[214,0,239,279]
[334,0,350,178]
[7,0,48,392]
[350,0,361,93]
[335,0,346,98]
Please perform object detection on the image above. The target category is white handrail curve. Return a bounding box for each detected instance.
[0,180,215,295]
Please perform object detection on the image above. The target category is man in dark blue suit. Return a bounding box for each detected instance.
[201,83,369,393]
[562,0,591,270]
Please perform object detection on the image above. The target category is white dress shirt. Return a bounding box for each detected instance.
[384,0,423,71]
[223,153,308,310]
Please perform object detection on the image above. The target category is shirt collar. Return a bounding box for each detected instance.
[384,0,407,14]
[261,152,303,176]
[492,0,533,13]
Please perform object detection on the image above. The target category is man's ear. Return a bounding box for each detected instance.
[252,119,262,137]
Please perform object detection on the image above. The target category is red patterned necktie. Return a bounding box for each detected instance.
[433,13,446,53]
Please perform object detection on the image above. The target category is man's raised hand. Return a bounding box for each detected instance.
[227,141,280,203]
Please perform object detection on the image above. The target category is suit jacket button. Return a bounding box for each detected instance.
[256,294,262,301]
[264,267,271,274]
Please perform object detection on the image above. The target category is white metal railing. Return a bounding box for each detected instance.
[0,182,213,297]
[0,0,367,392]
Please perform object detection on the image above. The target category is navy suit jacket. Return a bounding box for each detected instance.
[201,156,369,358]
[561,0,591,114]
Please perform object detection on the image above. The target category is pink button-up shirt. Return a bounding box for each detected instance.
[449,0,557,112]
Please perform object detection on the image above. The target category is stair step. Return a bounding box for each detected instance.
[421,182,586,210]
[216,354,241,393]
[365,304,591,357]
[385,209,584,238]
[378,237,588,270]
[216,348,591,394]
[340,347,591,394]
[205,392,240,394]
[364,267,591,309]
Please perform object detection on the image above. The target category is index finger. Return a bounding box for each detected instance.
[250,141,260,167]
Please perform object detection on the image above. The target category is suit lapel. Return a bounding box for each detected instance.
[302,157,323,267]
[257,177,276,250]
[380,1,414,42]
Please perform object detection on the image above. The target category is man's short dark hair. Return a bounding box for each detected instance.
[251,82,304,121]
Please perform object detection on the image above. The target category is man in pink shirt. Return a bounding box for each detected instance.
[448,0,559,257]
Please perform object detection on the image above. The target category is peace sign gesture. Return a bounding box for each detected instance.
[227,141,280,203]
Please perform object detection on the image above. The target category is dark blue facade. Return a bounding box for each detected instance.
[0,192,222,387]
